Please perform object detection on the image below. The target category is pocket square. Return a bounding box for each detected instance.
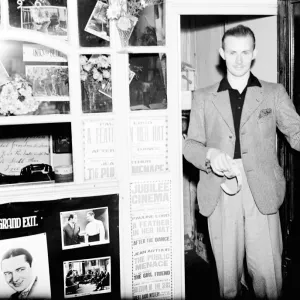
[258,108,272,119]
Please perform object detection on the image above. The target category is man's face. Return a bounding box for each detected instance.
[219,35,257,78]
[71,215,78,224]
[86,214,92,222]
[1,255,33,293]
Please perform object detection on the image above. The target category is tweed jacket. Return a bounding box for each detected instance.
[183,79,300,217]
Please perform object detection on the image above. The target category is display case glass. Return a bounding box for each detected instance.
[0,40,69,116]
[129,53,167,110]
[129,0,165,46]
[0,123,73,185]
[80,54,112,113]
[78,0,110,47]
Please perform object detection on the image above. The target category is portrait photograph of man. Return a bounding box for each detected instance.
[0,233,51,299]
[60,207,110,250]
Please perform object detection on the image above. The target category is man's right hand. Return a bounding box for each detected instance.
[207,148,234,177]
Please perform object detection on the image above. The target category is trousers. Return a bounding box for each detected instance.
[207,159,283,299]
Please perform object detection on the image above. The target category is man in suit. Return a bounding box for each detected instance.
[183,24,300,299]
[1,248,40,299]
[63,213,81,246]
[94,267,110,291]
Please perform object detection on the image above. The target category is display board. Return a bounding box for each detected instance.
[0,194,120,299]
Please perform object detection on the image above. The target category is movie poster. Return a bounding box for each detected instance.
[83,119,116,181]
[130,180,173,299]
[0,194,120,299]
[130,117,169,175]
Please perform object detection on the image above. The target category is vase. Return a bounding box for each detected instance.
[83,81,99,112]
[116,16,138,47]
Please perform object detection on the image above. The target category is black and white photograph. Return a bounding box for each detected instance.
[129,53,167,110]
[64,256,111,298]
[25,65,69,101]
[0,233,52,299]
[20,4,68,39]
[53,134,72,154]
[84,1,110,42]
[60,207,110,250]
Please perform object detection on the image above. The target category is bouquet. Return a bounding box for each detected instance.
[106,0,163,46]
[0,74,39,116]
[80,54,112,99]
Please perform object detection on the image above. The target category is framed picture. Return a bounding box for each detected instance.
[84,1,110,41]
[63,256,111,298]
[20,5,68,39]
[25,65,69,101]
[60,206,110,250]
[53,135,72,153]
[0,233,52,299]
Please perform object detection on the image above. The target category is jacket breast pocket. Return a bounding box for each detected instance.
[258,114,274,136]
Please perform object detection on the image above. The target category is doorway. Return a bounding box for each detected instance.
[180,14,278,299]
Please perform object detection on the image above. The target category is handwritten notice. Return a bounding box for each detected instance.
[23,44,67,62]
[130,180,173,300]
[130,117,169,175]
[83,119,116,181]
[0,136,50,176]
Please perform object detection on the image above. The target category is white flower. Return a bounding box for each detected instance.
[88,56,101,65]
[83,63,93,72]
[93,69,103,81]
[117,16,132,31]
[80,71,88,81]
[0,75,39,116]
[80,55,88,65]
[141,0,148,8]
[102,70,110,79]
[97,55,110,69]
[107,3,122,20]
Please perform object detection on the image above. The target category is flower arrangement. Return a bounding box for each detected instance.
[80,54,112,100]
[106,0,163,46]
[0,74,39,116]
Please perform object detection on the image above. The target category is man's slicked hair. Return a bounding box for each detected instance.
[86,210,95,217]
[222,25,256,50]
[1,248,33,268]
[68,213,77,221]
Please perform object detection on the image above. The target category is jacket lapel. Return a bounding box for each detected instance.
[240,85,264,128]
[211,90,235,134]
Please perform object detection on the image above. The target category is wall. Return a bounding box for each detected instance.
[181,15,277,89]
[225,16,277,83]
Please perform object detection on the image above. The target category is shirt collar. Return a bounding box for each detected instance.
[217,72,261,92]
[18,276,37,299]
[68,221,75,228]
